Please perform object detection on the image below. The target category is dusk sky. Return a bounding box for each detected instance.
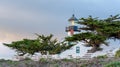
[0,0,120,59]
[0,0,120,42]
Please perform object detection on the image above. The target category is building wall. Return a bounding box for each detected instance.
[53,42,119,59]
[58,42,92,59]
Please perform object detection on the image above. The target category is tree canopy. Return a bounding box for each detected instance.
[3,34,72,56]
[3,14,120,55]
[65,15,120,53]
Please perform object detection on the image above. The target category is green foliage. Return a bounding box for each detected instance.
[35,34,72,55]
[4,39,40,56]
[80,63,88,67]
[61,58,73,62]
[24,57,32,61]
[4,34,72,56]
[104,61,120,67]
[0,59,7,62]
[53,64,59,67]
[115,49,120,58]
[66,14,120,52]
[39,58,48,63]
[96,55,108,59]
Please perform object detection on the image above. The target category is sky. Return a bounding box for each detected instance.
[0,0,120,59]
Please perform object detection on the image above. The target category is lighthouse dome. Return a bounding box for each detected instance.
[68,14,78,22]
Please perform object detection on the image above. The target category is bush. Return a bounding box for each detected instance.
[61,58,73,62]
[0,59,6,62]
[115,49,120,58]
[39,58,48,63]
[24,57,32,61]
[80,63,88,67]
[104,61,120,67]
[96,55,108,59]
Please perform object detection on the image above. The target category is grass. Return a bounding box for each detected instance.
[104,61,120,67]
[1,57,120,67]
[96,55,108,59]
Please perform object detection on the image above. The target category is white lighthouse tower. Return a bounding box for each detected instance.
[66,14,80,36]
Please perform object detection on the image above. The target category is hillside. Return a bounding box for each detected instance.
[0,57,120,67]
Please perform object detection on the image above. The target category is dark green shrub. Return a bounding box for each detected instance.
[0,59,6,62]
[115,49,120,58]
[24,57,32,61]
[61,58,73,62]
[39,58,47,62]
[96,55,108,59]
[104,61,120,67]
[80,63,88,67]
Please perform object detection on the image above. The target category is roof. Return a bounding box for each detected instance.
[68,14,78,22]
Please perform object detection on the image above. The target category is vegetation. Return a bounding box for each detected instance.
[1,58,120,67]
[0,58,77,67]
[39,58,48,63]
[66,15,120,53]
[3,34,72,56]
[104,61,120,67]
[3,14,120,55]
[61,58,73,62]
[115,49,120,58]
[96,55,108,59]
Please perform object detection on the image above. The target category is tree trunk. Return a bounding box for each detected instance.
[87,44,101,53]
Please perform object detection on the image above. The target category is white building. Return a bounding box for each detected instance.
[12,15,120,60]
[52,42,119,59]
[51,15,120,59]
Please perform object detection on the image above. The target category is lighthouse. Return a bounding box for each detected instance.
[66,14,80,36]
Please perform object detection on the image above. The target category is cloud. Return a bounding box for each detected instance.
[0,0,119,42]
[0,29,33,42]
[0,5,54,23]
[0,0,120,59]
[0,4,66,42]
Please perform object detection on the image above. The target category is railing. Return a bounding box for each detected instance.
[66,26,80,32]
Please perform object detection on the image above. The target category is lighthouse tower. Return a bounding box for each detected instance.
[66,14,80,36]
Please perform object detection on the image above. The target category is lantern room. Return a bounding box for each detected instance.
[66,14,80,36]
